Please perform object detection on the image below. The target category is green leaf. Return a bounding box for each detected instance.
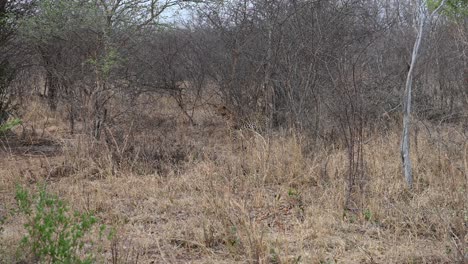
[0,118,22,133]
[428,0,468,18]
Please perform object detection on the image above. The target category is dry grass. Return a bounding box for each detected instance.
[0,96,466,263]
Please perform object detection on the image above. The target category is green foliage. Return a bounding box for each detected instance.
[0,4,12,37]
[86,46,122,79]
[15,185,102,264]
[428,0,468,18]
[0,13,9,33]
[101,48,121,78]
[0,118,21,133]
[18,0,105,44]
[19,0,123,83]
[363,208,373,222]
[287,188,299,197]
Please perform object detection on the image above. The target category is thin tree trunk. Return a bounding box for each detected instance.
[401,0,447,189]
[264,21,273,130]
[46,70,58,111]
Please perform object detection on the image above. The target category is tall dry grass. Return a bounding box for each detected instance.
[0,97,466,263]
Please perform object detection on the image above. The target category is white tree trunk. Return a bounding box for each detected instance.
[401,0,447,189]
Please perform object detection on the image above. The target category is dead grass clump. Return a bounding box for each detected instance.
[201,188,270,263]
[122,133,197,176]
[1,97,467,263]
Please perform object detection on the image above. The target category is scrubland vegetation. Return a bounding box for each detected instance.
[0,0,467,263]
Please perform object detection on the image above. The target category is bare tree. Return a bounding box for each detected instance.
[401,0,447,189]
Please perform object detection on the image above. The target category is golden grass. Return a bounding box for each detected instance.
[0,97,466,263]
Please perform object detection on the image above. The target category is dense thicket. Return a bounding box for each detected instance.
[0,0,36,124]
[1,0,467,138]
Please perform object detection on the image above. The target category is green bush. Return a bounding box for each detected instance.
[0,117,21,134]
[15,185,103,264]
